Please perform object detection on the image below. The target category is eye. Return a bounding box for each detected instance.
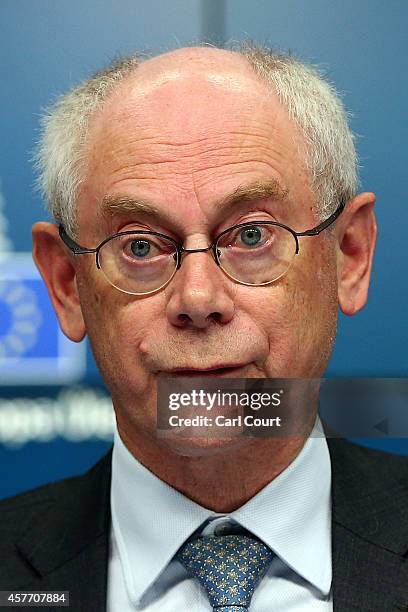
[231,224,275,250]
[129,239,152,258]
[239,226,263,247]
[119,234,175,262]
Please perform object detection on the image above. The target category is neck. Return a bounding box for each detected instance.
[117,420,313,512]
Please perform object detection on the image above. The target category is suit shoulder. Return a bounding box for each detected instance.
[0,448,112,587]
[0,474,79,510]
[0,447,113,527]
[328,438,408,555]
[329,437,408,472]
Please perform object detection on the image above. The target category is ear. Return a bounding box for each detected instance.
[32,222,86,342]
[336,192,377,316]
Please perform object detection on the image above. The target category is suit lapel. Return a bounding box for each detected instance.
[15,448,113,612]
[327,438,408,611]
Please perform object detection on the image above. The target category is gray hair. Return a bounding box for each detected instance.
[34,43,358,238]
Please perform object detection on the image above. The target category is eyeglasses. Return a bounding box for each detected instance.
[59,201,344,296]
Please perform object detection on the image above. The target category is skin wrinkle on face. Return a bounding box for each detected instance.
[101,179,289,218]
[97,179,290,245]
[84,145,309,246]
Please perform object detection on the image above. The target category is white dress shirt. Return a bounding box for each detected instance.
[107,416,332,611]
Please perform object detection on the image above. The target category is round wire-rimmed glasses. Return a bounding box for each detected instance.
[59,201,345,296]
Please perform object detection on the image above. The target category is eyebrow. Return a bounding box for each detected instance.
[100,194,162,218]
[218,179,289,210]
[100,178,289,222]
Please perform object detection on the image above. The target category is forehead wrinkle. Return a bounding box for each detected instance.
[100,139,292,185]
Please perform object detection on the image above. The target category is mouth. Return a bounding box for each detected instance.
[161,364,247,377]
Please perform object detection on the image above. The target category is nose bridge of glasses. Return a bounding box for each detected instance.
[177,243,218,270]
[180,245,212,254]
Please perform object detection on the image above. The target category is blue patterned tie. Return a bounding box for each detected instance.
[176,534,274,611]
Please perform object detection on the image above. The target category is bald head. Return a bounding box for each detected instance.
[94,46,277,129]
[36,43,358,237]
[131,45,254,78]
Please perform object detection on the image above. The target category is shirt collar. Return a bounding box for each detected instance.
[230,415,332,594]
[111,415,331,604]
[110,427,219,605]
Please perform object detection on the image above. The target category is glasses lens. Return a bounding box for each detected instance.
[216,223,297,285]
[98,232,178,294]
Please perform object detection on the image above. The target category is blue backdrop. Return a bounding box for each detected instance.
[0,0,407,500]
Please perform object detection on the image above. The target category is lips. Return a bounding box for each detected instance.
[162,364,247,377]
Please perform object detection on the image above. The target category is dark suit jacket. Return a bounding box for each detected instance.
[0,438,407,611]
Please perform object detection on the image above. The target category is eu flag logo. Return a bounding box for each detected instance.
[0,254,86,385]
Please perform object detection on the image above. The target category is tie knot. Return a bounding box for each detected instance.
[176,534,273,611]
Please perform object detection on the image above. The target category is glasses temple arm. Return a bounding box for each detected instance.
[296,201,345,237]
[59,225,97,254]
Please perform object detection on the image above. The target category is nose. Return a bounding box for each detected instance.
[166,246,235,329]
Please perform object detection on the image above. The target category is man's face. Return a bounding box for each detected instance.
[70,50,339,443]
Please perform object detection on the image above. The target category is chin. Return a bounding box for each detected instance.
[157,432,253,458]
